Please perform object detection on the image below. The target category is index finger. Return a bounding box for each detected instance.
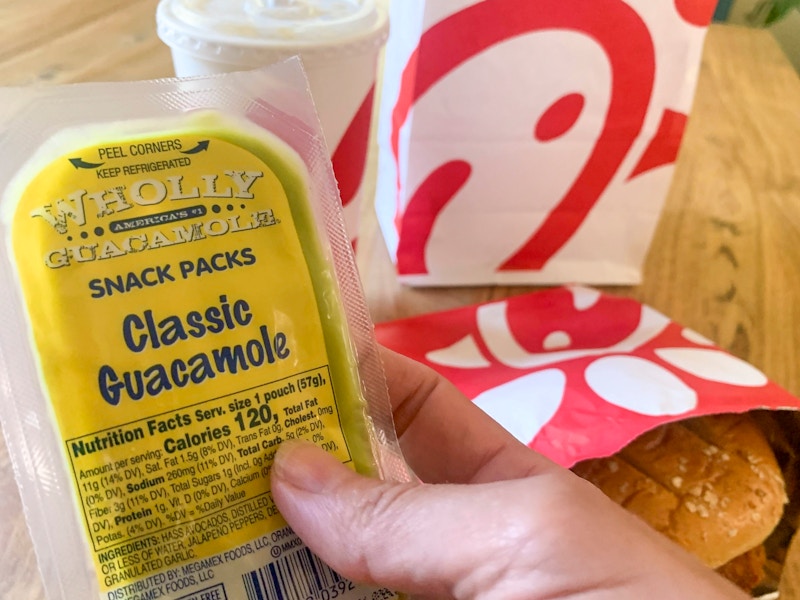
[378,345,557,484]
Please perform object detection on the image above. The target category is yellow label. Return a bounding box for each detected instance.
[9,115,362,596]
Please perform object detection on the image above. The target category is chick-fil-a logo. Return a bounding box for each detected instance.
[375,287,800,467]
[388,0,716,274]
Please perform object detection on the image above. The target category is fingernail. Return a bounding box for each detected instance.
[273,440,337,494]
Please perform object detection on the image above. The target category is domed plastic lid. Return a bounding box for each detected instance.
[157,0,389,58]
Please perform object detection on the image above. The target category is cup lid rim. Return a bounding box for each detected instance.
[156,0,389,53]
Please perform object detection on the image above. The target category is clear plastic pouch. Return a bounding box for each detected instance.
[0,58,408,600]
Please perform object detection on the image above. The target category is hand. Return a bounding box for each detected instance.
[271,347,748,599]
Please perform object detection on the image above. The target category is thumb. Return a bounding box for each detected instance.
[270,440,537,599]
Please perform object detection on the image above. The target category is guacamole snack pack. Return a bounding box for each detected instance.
[0,60,408,600]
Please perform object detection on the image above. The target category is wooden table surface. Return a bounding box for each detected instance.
[1,1,800,598]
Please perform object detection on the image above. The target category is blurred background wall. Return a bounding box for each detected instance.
[715,0,800,72]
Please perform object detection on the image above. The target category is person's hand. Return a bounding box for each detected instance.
[271,347,748,599]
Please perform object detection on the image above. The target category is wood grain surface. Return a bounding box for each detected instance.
[1,1,799,597]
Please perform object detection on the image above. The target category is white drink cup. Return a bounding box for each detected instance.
[156,0,390,245]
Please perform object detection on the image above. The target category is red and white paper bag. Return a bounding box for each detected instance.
[375,287,800,467]
[375,0,717,285]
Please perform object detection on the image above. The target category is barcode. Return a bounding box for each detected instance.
[242,546,354,600]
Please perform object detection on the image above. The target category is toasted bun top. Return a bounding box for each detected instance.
[573,413,787,568]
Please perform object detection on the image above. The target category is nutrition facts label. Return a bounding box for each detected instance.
[66,365,349,586]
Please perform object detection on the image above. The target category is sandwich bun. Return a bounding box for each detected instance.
[572,413,787,585]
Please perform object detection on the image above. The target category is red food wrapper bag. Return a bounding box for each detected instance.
[374,286,800,467]
[375,0,717,286]
[376,286,800,596]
